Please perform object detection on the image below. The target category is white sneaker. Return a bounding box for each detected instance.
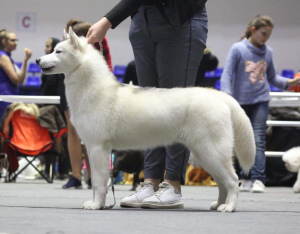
[252,180,265,193]
[120,181,155,208]
[141,182,184,209]
[239,180,253,192]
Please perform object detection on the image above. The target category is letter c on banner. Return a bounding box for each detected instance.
[22,16,31,28]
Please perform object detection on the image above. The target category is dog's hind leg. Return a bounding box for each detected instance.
[210,162,238,212]
[190,149,228,211]
[210,182,227,210]
[83,144,111,210]
[216,164,239,212]
[190,144,238,212]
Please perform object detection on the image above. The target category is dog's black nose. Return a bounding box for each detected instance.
[36,59,40,65]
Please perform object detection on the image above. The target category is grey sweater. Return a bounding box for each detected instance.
[220,38,288,105]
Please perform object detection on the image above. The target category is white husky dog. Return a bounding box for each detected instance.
[36,28,255,212]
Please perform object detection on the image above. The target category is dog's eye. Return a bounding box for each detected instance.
[56,50,62,54]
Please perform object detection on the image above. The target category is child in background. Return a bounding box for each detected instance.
[220,15,300,193]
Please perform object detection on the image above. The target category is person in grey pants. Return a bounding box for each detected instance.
[87,0,208,209]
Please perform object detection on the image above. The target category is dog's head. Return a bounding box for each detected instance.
[36,27,88,76]
[282,147,300,172]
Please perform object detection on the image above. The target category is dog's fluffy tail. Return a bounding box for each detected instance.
[223,94,256,174]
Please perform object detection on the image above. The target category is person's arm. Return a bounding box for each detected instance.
[220,45,239,95]
[266,51,300,89]
[104,0,145,29]
[0,48,32,85]
[87,0,145,44]
[287,76,300,87]
[267,65,300,89]
[86,17,112,44]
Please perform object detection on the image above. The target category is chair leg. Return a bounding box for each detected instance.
[26,157,53,183]
[48,163,54,183]
[0,153,5,182]
[10,157,34,182]
[5,158,9,182]
[44,152,56,183]
[10,156,53,183]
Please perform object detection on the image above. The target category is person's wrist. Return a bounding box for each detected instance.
[102,17,112,30]
[286,80,291,89]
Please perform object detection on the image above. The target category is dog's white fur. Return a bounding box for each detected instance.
[282,147,300,193]
[37,28,256,212]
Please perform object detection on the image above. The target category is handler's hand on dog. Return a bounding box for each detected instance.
[287,77,300,86]
[87,18,112,44]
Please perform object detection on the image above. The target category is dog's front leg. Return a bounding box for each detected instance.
[83,144,111,210]
[293,168,300,193]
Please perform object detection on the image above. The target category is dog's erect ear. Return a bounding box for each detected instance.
[68,26,82,50]
[63,29,69,40]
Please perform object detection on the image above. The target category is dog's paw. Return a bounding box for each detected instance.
[83,200,102,210]
[210,201,221,210]
[293,184,300,193]
[217,204,235,213]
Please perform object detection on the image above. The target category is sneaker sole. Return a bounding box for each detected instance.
[141,201,184,209]
[62,185,83,189]
[120,201,142,208]
[239,188,251,192]
[251,189,264,193]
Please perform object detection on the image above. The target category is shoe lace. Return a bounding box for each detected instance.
[135,182,150,194]
[153,182,169,198]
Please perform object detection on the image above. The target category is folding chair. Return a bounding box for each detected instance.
[1,109,55,183]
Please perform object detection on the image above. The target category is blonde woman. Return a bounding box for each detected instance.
[0,29,32,118]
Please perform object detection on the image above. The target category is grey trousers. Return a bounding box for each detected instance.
[129,5,208,183]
